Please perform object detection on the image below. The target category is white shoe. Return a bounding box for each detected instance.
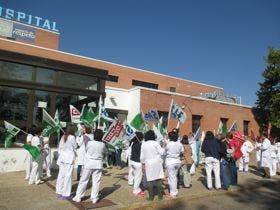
[35,180,44,185]
[92,198,99,204]
[72,197,81,203]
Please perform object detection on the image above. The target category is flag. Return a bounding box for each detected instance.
[103,119,124,146]
[4,132,14,148]
[23,144,41,159]
[124,122,136,140]
[70,105,81,124]
[130,113,145,131]
[228,121,238,133]
[193,127,201,140]
[42,109,61,137]
[168,99,187,123]
[4,121,21,136]
[218,121,227,134]
[143,109,159,121]
[155,116,167,136]
[142,123,151,133]
[153,123,164,142]
[14,143,41,159]
[80,105,96,126]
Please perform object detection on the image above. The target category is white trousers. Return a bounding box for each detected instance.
[29,157,43,184]
[270,159,277,176]
[75,168,102,201]
[205,157,221,189]
[190,163,196,175]
[166,163,181,196]
[239,156,249,172]
[130,160,142,194]
[43,154,51,176]
[56,163,74,196]
[25,153,32,179]
[128,158,134,185]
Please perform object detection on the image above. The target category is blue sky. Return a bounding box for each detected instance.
[2,0,280,105]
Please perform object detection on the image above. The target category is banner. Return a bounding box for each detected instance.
[168,99,187,123]
[70,105,81,124]
[103,120,124,146]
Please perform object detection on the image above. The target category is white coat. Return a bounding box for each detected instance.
[240,140,254,162]
[84,140,106,169]
[140,140,165,182]
[276,142,280,162]
[76,134,93,166]
[260,138,271,168]
[57,135,77,165]
[165,141,184,167]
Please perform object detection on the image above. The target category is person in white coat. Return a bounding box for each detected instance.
[29,127,44,185]
[165,131,184,198]
[254,137,262,170]
[239,138,254,172]
[56,126,77,200]
[260,134,271,178]
[140,130,165,201]
[269,138,278,177]
[76,125,87,181]
[43,137,51,177]
[24,127,35,180]
[188,132,197,175]
[275,138,280,172]
[73,129,106,204]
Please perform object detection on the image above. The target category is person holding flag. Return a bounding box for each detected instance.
[29,127,44,185]
[24,127,36,181]
[42,137,52,178]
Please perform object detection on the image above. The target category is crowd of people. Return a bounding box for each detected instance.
[23,125,280,204]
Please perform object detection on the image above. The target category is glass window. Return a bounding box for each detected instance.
[0,86,30,121]
[192,115,202,133]
[243,120,250,136]
[33,91,51,125]
[57,71,98,90]
[107,75,119,83]
[132,79,158,89]
[170,87,176,92]
[36,67,56,84]
[0,60,33,81]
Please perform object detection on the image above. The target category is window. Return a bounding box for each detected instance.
[0,60,33,81]
[57,71,98,90]
[36,67,56,84]
[0,86,30,121]
[220,118,228,131]
[192,115,202,133]
[107,75,119,83]
[243,120,250,136]
[158,111,169,128]
[132,80,158,89]
[169,87,176,92]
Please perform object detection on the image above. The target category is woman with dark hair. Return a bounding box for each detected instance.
[130,132,145,196]
[165,131,184,198]
[56,126,77,200]
[201,131,221,190]
[140,130,165,201]
[29,127,44,185]
[73,129,106,204]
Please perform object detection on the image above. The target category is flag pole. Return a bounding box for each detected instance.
[167,99,173,132]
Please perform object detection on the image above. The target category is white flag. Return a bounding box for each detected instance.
[70,105,81,124]
[168,99,187,123]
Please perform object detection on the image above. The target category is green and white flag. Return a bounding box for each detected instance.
[80,105,97,126]
[130,113,145,131]
[218,121,227,134]
[4,121,21,148]
[4,121,21,136]
[156,117,167,136]
[14,143,41,159]
[42,109,61,137]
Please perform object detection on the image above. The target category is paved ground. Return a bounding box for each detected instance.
[0,163,279,210]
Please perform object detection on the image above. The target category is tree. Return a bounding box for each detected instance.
[254,47,280,136]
